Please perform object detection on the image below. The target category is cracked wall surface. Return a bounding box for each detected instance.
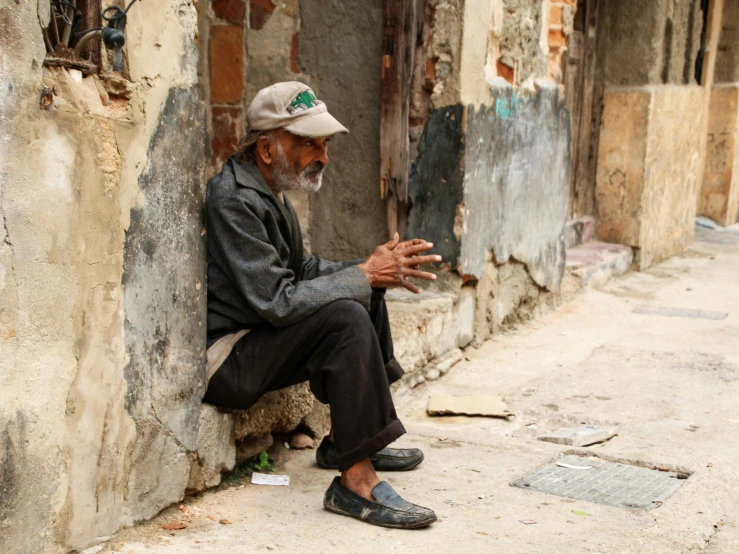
[0,2,221,553]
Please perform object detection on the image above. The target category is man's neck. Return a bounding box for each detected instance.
[254,157,280,196]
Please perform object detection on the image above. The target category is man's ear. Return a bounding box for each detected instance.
[256,135,274,166]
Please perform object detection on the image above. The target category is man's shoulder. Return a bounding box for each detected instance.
[207,163,267,214]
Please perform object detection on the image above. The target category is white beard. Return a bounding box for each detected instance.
[273,143,324,193]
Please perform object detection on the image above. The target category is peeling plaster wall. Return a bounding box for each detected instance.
[408,1,570,296]
[461,85,570,290]
[408,85,570,291]
[0,2,218,552]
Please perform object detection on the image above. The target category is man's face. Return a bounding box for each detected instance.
[271,130,331,193]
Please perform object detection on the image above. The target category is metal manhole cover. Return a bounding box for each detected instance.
[511,455,686,510]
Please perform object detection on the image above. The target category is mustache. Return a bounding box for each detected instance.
[303,162,325,176]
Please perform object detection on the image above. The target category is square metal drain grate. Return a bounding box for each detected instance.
[511,455,686,510]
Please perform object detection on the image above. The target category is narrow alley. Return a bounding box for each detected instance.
[102,227,739,554]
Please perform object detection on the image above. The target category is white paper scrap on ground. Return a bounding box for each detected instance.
[556,462,593,470]
[538,425,616,447]
[251,473,290,486]
[427,393,514,420]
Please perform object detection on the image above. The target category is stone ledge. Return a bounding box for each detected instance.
[566,241,634,288]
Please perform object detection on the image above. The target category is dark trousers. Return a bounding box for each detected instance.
[203,292,406,471]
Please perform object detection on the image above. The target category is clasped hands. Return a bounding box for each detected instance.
[358,233,442,294]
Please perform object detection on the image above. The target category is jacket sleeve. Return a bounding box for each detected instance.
[210,194,373,328]
[300,256,364,281]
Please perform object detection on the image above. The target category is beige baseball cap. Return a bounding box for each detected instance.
[246,82,349,137]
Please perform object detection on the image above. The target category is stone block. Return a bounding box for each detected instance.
[235,433,274,462]
[538,426,615,446]
[299,399,330,439]
[124,418,191,523]
[596,86,705,270]
[210,25,244,103]
[232,383,315,440]
[699,85,739,226]
[454,288,475,348]
[193,405,236,489]
[566,241,633,288]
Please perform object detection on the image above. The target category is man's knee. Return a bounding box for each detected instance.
[325,299,373,335]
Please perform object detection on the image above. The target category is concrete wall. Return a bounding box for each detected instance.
[700,85,739,225]
[592,1,707,265]
[715,0,739,84]
[596,86,705,269]
[596,0,702,87]
[0,2,231,552]
[700,0,739,225]
[300,0,388,259]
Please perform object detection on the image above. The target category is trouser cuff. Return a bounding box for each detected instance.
[335,419,406,472]
[385,358,405,384]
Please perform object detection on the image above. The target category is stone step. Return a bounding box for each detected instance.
[385,288,474,391]
[566,241,633,288]
[564,216,596,249]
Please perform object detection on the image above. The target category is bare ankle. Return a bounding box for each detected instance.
[341,459,380,501]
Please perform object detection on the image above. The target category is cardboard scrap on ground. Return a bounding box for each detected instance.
[538,426,616,447]
[251,473,290,486]
[427,394,514,420]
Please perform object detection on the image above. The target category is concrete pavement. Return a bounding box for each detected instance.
[101,228,739,554]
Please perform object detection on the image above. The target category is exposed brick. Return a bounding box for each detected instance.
[211,106,242,167]
[213,0,246,25]
[290,32,301,73]
[426,57,437,81]
[249,0,275,30]
[549,5,563,26]
[496,57,515,84]
[210,26,244,104]
[548,29,567,48]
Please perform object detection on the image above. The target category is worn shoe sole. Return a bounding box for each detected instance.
[324,496,437,529]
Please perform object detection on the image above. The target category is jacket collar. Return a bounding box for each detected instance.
[228,155,301,255]
[229,154,275,197]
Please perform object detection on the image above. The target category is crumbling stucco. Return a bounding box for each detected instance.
[461,84,570,290]
[0,2,215,552]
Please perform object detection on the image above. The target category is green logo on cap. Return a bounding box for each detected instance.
[287,90,322,115]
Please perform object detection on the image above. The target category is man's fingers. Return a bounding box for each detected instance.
[401,268,437,281]
[398,241,434,257]
[399,278,420,294]
[401,254,442,266]
[384,232,400,249]
[396,238,426,250]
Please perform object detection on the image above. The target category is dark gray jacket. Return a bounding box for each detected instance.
[207,155,371,341]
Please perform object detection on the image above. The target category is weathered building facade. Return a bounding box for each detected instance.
[1,0,738,552]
